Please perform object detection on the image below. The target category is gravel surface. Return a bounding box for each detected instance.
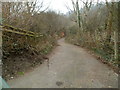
[7,38,118,88]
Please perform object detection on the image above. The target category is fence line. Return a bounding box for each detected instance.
[0,24,43,37]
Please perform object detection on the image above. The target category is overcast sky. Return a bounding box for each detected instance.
[2,0,115,14]
[48,0,73,14]
[40,0,72,14]
[40,0,114,14]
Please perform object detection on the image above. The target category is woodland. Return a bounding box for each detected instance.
[1,0,119,80]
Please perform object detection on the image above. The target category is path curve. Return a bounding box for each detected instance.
[8,38,118,88]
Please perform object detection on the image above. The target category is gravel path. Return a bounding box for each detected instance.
[8,38,118,88]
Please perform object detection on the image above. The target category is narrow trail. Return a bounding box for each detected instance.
[8,38,118,88]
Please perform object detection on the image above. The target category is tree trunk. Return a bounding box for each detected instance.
[106,1,115,42]
[114,31,118,61]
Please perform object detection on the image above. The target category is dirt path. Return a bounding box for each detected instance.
[8,38,118,88]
